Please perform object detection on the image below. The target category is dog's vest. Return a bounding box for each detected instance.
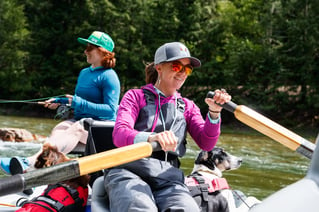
[186,173,230,212]
[16,183,88,212]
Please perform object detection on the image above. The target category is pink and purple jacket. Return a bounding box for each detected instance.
[112,84,221,155]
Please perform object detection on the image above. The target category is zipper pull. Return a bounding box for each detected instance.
[165,151,168,165]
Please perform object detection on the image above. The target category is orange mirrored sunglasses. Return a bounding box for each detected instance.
[171,61,193,76]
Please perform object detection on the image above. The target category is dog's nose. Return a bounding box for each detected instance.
[238,158,243,165]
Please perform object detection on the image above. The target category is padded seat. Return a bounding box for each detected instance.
[82,118,115,211]
[83,118,116,156]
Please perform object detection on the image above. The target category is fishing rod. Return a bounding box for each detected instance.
[2,101,71,108]
[0,94,66,104]
[0,95,71,120]
[2,101,52,105]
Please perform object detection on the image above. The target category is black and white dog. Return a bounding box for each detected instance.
[185,147,260,212]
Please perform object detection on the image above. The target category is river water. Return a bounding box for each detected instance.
[0,115,314,200]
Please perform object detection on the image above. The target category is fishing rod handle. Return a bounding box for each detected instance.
[206,91,238,113]
[37,101,71,107]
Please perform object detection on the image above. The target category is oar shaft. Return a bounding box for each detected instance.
[78,142,153,175]
[207,91,315,159]
[0,142,154,197]
[234,105,315,159]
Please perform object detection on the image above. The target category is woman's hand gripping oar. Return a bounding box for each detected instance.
[207,91,315,159]
[0,142,161,197]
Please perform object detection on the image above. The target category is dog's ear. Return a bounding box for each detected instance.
[195,150,217,170]
[34,143,54,168]
[195,151,209,164]
[34,152,47,168]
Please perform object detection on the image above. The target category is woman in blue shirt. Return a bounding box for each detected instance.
[1,31,120,175]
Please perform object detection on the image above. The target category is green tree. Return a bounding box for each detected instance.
[0,0,29,98]
[0,0,318,126]
[143,0,209,92]
[273,0,319,124]
[22,0,90,98]
[109,0,149,90]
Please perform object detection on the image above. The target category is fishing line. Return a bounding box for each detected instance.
[0,94,72,121]
[0,94,66,104]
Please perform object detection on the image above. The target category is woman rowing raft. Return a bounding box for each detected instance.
[0,31,120,176]
[104,41,232,211]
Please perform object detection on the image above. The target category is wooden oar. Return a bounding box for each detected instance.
[207,91,315,159]
[0,142,159,197]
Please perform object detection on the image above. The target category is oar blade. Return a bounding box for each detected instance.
[234,105,315,159]
[206,91,315,159]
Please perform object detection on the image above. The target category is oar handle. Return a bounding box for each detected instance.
[0,175,24,197]
[206,91,238,113]
[151,141,161,151]
[0,161,80,197]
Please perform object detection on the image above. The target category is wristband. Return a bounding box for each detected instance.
[209,109,221,113]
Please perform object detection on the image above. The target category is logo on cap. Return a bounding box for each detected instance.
[154,42,201,67]
[77,31,114,52]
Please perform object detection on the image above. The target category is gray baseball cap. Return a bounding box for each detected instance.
[154,42,201,67]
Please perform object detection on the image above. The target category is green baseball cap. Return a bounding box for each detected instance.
[77,31,114,52]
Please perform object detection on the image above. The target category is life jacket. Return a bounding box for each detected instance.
[16,183,88,212]
[185,173,230,212]
[135,88,187,168]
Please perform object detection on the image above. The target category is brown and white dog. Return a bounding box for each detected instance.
[16,143,90,211]
[0,128,46,142]
[185,147,260,212]
[34,143,90,191]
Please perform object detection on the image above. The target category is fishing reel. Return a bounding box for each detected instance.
[55,104,72,120]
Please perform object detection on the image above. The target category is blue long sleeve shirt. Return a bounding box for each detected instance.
[56,66,120,121]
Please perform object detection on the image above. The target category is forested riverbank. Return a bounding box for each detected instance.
[1,0,318,128]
